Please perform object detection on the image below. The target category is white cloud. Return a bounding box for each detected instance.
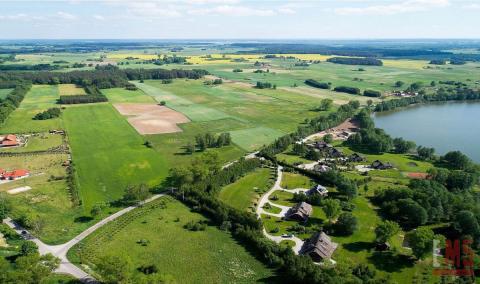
[93,14,106,20]
[57,11,77,20]
[122,2,183,18]
[462,3,480,9]
[335,0,450,16]
[0,13,28,20]
[278,7,296,15]
[188,5,276,16]
[187,0,240,4]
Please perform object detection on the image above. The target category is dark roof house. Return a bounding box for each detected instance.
[307,184,328,197]
[371,160,393,170]
[301,232,338,262]
[313,141,331,150]
[285,202,313,222]
[327,147,343,158]
[349,153,365,162]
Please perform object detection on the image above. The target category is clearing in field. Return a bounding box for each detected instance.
[63,104,169,210]
[229,126,284,151]
[113,103,190,134]
[58,84,86,96]
[69,196,274,283]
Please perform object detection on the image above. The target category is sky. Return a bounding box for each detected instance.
[0,0,479,39]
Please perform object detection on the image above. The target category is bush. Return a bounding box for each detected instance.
[305,79,330,89]
[363,89,382,98]
[335,212,358,235]
[33,107,61,120]
[333,86,361,95]
[184,220,207,231]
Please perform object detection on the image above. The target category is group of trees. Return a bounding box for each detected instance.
[0,83,31,124]
[141,55,187,65]
[187,132,232,154]
[333,86,361,95]
[375,86,480,112]
[305,79,331,89]
[327,57,383,66]
[255,81,276,89]
[33,107,61,120]
[58,94,108,104]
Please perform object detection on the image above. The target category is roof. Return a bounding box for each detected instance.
[302,232,338,260]
[287,202,313,218]
[3,169,29,178]
[1,134,18,146]
[308,184,328,195]
[4,134,16,141]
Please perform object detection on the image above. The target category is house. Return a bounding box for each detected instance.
[327,148,343,158]
[313,141,331,150]
[1,169,30,180]
[301,232,338,262]
[307,184,328,197]
[285,202,313,222]
[349,153,365,163]
[313,163,331,173]
[371,160,393,170]
[0,134,19,147]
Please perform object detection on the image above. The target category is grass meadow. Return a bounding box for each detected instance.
[58,84,86,96]
[102,88,156,104]
[0,85,63,134]
[218,167,273,211]
[63,104,169,210]
[69,196,274,283]
[0,88,12,99]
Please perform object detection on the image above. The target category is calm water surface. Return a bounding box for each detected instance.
[373,101,480,162]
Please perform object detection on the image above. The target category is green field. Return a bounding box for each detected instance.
[63,104,169,210]
[0,85,63,134]
[102,88,156,103]
[218,168,273,211]
[69,196,274,283]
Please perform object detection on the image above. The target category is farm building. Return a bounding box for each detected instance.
[285,202,312,222]
[301,232,338,262]
[0,134,19,147]
[349,153,365,162]
[307,184,328,197]
[371,160,393,170]
[1,169,30,180]
[312,141,331,150]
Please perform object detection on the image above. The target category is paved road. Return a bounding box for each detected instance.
[3,194,164,283]
[222,151,259,169]
[255,166,305,254]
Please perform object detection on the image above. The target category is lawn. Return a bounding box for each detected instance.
[102,88,156,103]
[68,196,274,283]
[63,104,169,210]
[0,85,63,134]
[218,168,273,211]
[280,172,315,189]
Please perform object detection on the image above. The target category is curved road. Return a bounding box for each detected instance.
[3,194,164,283]
[256,166,307,254]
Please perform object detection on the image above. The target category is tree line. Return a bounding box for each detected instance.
[0,65,209,90]
[326,57,383,66]
[375,86,480,112]
[0,83,31,124]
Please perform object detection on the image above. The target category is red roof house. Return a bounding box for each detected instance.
[2,169,29,180]
[1,134,19,147]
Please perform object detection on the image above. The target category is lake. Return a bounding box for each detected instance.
[373,101,480,162]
